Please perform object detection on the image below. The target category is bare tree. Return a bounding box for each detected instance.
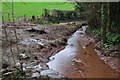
[2,16,16,66]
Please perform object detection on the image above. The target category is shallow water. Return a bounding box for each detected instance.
[47,26,88,78]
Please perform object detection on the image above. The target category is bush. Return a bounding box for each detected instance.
[106,33,120,44]
[88,28,120,48]
[103,33,120,48]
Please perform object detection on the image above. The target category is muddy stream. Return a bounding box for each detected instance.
[47,25,119,78]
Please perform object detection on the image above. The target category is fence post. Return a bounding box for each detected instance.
[44,9,49,19]
[8,13,10,22]
[24,14,26,22]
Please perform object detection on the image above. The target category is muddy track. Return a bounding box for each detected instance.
[1,22,119,79]
[47,26,120,78]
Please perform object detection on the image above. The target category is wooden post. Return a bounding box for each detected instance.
[24,14,26,22]
[44,9,49,19]
[8,13,10,22]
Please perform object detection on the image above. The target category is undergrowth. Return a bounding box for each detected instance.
[88,27,120,48]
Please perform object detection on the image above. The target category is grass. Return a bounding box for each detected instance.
[2,2,75,21]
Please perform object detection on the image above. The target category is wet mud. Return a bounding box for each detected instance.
[1,22,119,78]
[47,26,120,78]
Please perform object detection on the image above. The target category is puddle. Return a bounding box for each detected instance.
[47,25,88,78]
[47,25,119,78]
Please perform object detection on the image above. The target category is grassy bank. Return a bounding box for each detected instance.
[2,2,75,21]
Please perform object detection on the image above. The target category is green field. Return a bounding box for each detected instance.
[2,2,75,21]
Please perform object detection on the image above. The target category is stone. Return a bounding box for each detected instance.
[41,69,64,78]
[31,72,40,78]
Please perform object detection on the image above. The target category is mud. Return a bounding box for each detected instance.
[1,21,85,78]
[47,25,120,78]
[1,21,120,78]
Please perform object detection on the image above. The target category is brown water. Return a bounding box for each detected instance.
[47,26,119,78]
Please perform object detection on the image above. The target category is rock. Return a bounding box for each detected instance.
[23,68,27,71]
[49,57,55,61]
[105,51,110,54]
[26,28,47,34]
[94,42,101,50]
[41,69,64,78]
[95,49,101,55]
[20,38,49,46]
[85,43,89,47]
[41,58,50,63]
[39,63,49,70]
[33,64,42,71]
[33,63,49,71]
[72,59,83,63]
[20,53,30,59]
[32,72,40,78]
[72,63,75,66]
[16,62,21,67]
[38,44,44,49]
[16,61,26,67]
[20,53,27,58]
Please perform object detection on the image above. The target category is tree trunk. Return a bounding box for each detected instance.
[107,2,111,32]
[101,2,107,44]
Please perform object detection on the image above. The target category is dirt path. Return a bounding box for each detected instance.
[75,42,119,78]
